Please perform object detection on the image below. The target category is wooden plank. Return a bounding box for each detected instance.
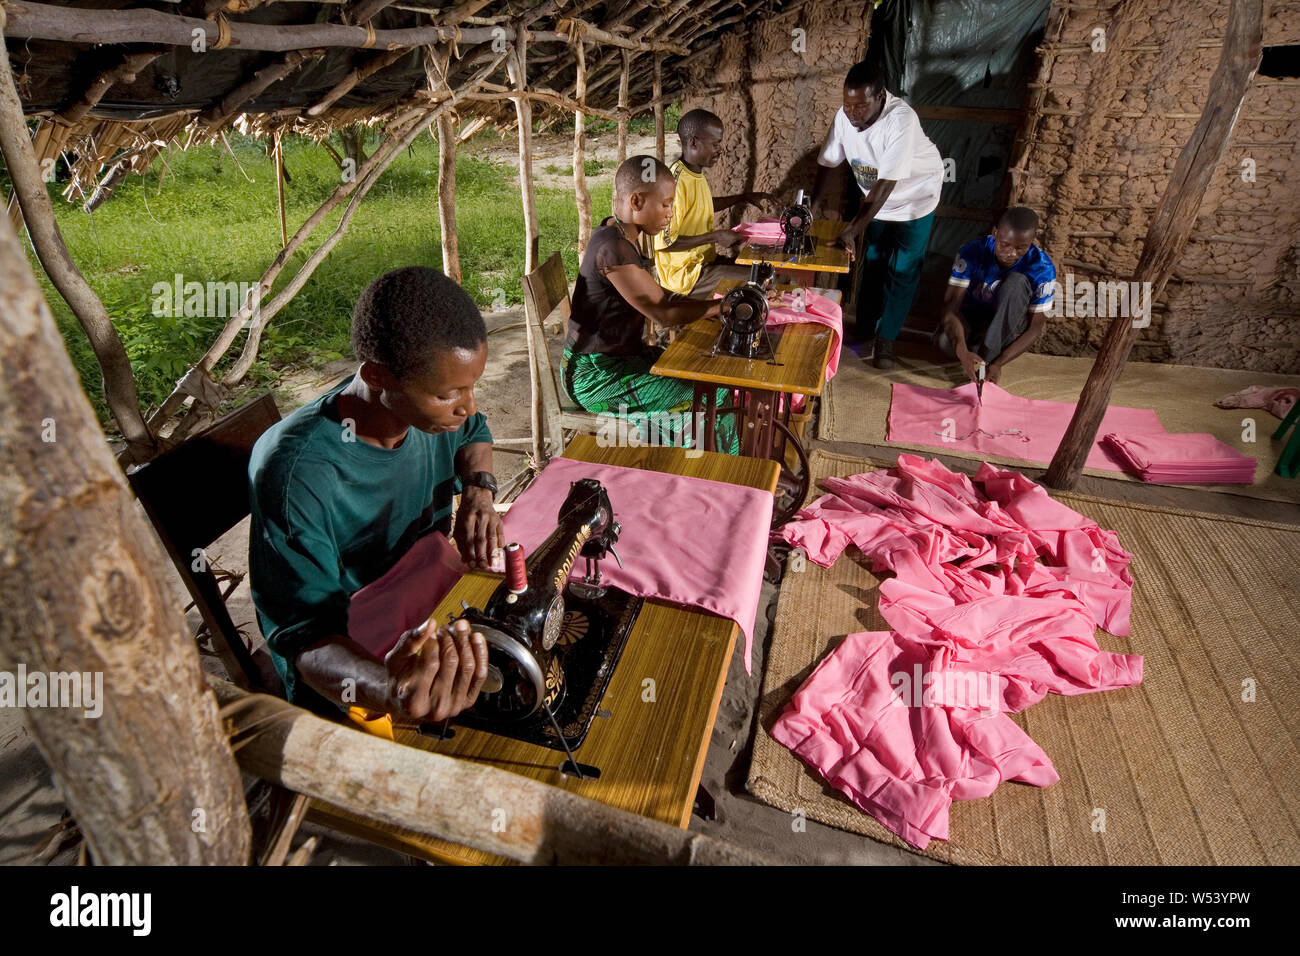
[573,40,592,258]
[3,0,499,52]
[913,104,1024,125]
[617,48,631,164]
[653,53,664,162]
[308,435,777,864]
[437,111,461,282]
[651,318,834,395]
[212,680,764,865]
[508,39,539,275]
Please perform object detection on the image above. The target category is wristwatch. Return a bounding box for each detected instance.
[461,471,498,499]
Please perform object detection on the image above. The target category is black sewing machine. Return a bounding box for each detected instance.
[442,479,642,762]
[716,261,776,359]
[780,189,815,256]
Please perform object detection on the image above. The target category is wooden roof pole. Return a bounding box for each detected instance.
[436,111,461,282]
[0,14,157,462]
[55,48,165,127]
[0,202,251,865]
[2,0,501,52]
[508,25,539,274]
[1044,0,1263,490]
[430,43,461,283]
[305,0,495,118]
[273,128,288,248]
[199,48,326,131]
[653,52,664,161]
[617,47,631,164]
[573,37,591,257]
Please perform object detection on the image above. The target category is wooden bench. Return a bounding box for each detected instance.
[521,251,606,462]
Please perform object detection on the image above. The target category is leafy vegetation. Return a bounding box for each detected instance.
[6,131,615,424]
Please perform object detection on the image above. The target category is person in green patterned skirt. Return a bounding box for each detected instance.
[565,155,740,455]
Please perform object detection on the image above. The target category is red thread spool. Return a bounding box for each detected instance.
[504,542,527,593]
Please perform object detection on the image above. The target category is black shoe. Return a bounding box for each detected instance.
[872,338,895,370]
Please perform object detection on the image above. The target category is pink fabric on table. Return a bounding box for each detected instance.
[732,219,785,244]
[767,289,843,381]
[1103,432,1256,484]
[501,456,773,672]
[772,454,1142,848]
[888,381,1161,472]
[346,532,467,658]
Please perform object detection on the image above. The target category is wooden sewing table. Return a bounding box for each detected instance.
[733,218,852,278]
[649,297,834,524]
[307,434,779,864]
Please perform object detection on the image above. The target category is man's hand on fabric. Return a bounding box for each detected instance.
[985,361,1003,385]
[713,228,745,252]
[384,617,488,721]
[834,223,863,260]
[957,346,979,383]
[454,485,502,569]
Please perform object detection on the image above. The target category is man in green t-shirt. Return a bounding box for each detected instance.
[249,266,502,721]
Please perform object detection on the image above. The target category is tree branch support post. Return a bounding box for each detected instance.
[437,111,461,282]
[509,28,539,274]
[617,48,631,165]
[0,15,156,461]
[653,52,664,161]
[573,38,591,258]
[0,199,251,866]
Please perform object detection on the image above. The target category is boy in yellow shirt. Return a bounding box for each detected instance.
[654,109,774,299]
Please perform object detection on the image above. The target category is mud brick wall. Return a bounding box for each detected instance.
[680,0,872,215]
[1012,0,1300,372]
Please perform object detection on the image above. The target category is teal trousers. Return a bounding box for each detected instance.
[854,210,935,342]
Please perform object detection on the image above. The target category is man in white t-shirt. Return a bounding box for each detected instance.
[811,59,944,369]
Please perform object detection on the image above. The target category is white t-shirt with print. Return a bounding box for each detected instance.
[818,93,944,222]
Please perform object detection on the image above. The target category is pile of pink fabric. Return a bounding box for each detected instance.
[1103,432,1256,484]
[731,219,785,245]
[773,454,1143,849]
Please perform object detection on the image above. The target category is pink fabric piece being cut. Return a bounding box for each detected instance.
[346,532,467,658]
[502,456,773,673]
[731,218,785,244]
[888,381,1256,484]
[773,454,1142,848]
[1103,431,1256,484]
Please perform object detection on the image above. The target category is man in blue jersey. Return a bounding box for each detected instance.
[935,207,1057,384]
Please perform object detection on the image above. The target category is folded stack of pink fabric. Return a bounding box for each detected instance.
[774,454,1142,849]
[1102,432,1256,484]
[888,382,1260,487]
[731,219,785,245]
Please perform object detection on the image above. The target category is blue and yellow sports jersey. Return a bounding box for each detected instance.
[949,235,1057,317]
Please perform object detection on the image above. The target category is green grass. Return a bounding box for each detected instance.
[543,159,616,177]
[5,131,614,427]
